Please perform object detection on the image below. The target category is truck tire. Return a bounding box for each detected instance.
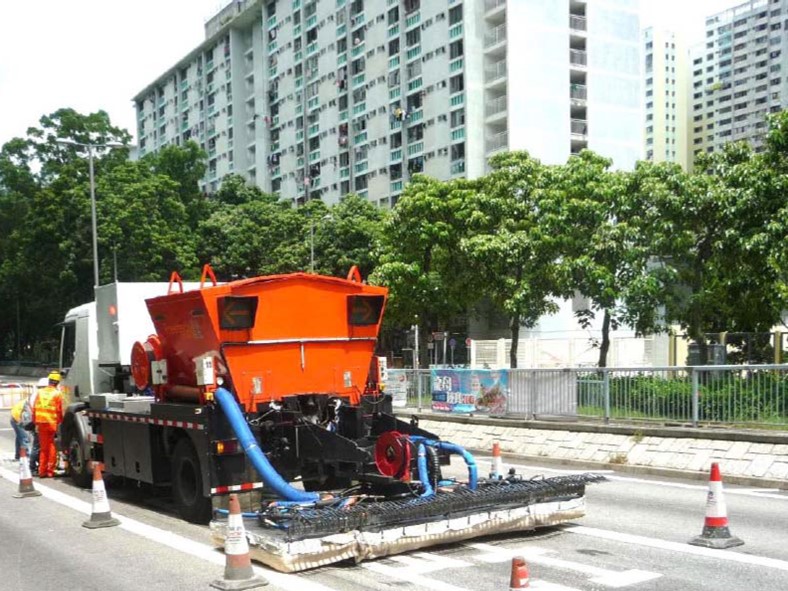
[64,424,92,489]
[171,438,211,524]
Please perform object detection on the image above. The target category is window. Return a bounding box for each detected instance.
[449,74,464,93]
[450,108,464,128]
[449,5,463,25]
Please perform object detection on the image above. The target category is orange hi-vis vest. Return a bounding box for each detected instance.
[34,387,62,428]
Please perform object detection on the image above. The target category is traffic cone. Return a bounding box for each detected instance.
[82,462,120,529]
[490,441,504,480]
[211,493,268,590]
[689,462,743,549]
[509,556,530,589]
[13,447,42,498]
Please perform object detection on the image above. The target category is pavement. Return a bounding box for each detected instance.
[401,409,788,489]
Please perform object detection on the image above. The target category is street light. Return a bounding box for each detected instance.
[56,138,123,287]
[309,214,333,273]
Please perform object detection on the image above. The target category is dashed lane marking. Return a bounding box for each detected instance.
[468,542,661,588]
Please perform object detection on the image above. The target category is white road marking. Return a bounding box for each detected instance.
[566,525,788,572]
[468,542,661,588]
[362,561,471,591]
[476,455,788,500]
[389,551,472,573]
[0,464,337,591]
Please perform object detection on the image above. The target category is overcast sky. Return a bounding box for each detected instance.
[0,0,740,147]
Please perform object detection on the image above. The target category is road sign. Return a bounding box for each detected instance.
[465,337,472,346]
[432,332,445,341]
[449,338,457,348]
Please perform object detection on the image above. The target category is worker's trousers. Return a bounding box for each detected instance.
[37,424,57,478]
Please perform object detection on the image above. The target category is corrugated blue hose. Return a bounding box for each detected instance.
[214,387,319,503]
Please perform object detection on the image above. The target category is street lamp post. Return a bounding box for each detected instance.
[56,139,123,287]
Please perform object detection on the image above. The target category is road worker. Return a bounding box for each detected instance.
[27,377,48,474]
[32,371,63,478]
[9,394,32,460]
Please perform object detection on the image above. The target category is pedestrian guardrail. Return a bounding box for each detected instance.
[386,364,788,428]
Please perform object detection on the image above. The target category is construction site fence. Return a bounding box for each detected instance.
[385,364,788,428]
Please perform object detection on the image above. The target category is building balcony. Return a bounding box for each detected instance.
[487,130,508,153]
[570,49,587,69]
[485,95,507,119]
[485,24,506,50]
[451,159,466,175]
[570,83,587,105]
[570,15,587,33]
[486,59,507,86]
[570,118,588,138]
[485,0,506,15]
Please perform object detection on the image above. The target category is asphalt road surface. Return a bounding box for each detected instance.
[1,407,787,591]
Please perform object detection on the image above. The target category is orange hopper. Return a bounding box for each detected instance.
[132,269,387,411]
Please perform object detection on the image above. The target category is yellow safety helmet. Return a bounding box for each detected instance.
[47,371,61,383]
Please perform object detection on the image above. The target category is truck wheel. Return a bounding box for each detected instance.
[171,438,211,524]
[65,428,92,489]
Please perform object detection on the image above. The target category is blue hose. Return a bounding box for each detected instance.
[416,443,435,498]
[214,387,319,503]
[410,436,478,491]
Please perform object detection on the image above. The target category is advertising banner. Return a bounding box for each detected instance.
[385,369,410,407]
[431,369,508,415]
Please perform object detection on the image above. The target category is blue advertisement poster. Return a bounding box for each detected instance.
[431,369,509,415]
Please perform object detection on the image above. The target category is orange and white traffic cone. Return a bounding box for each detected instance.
[490,441,504,480]
[82,462,120,529]
[689,462,743,549]
[211,493,268,590]
[509,556,530,589]
[13,446,42,498]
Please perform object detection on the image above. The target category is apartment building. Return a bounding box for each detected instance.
[134,0,642,206]
[643,27,689,168]
[689,0,787,162]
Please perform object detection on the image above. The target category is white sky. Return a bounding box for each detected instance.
[0,0,740,147]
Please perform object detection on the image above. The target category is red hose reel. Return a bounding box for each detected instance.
[374,431,413,482]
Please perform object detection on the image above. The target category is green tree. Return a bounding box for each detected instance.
[0,108,204,356]
[549,151,665,367]
[314,194,385,279]
[630,142,785,359]
[371,175,476,363]
[198,183,304,277]
[461,151,561,368]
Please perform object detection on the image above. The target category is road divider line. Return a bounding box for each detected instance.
[565,525,788,572]
[0,464,337,591]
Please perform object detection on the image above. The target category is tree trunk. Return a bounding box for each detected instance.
[509,312,521,369]
[598,309,611,368]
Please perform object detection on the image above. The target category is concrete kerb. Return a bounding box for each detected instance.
[401,410,788,490]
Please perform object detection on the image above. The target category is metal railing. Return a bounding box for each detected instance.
[486,59,507,82]
[485,0,506,11]
[570,49,587,67]
[485,24,506,48]
[570,119,587,136]
[386,364,788,428]
[487,130,508,152]
[570,15,587,32]
[570,84,587,100]
[485,95,507,117]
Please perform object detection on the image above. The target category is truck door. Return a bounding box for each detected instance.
[60,308,93,401]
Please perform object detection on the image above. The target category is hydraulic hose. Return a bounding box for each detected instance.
[214,387,319,503]
[416,443,435,498]
[410,436,478,491]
